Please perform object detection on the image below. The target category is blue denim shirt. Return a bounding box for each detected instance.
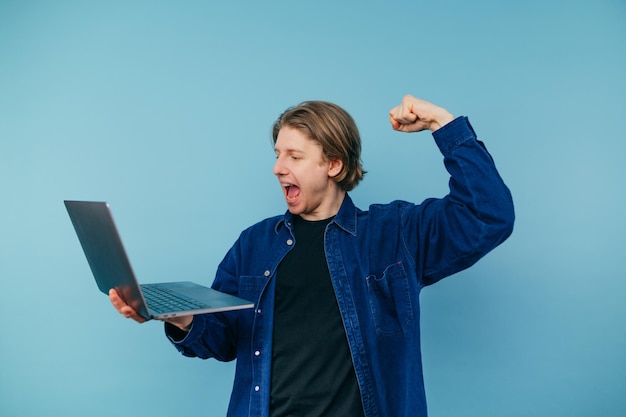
[167,116,515,417]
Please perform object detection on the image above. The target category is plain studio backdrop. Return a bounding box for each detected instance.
[1,1,624,416]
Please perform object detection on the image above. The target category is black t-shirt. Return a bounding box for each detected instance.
[270,216,365,417]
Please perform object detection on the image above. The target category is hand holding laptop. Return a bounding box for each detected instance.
[65,200,254,324]
[109,288,193,329]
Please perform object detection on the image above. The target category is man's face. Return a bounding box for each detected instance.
[273,127,344,220]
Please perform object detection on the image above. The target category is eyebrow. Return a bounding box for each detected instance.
[274,147,305,156]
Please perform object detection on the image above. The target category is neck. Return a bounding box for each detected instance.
[300,189,346,221]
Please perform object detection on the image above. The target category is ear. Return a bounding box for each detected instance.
[328,158,344,178]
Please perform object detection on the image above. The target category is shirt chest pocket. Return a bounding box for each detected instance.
[366,262,414,337]
[238,275,266,304]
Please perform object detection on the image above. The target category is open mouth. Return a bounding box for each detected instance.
[284,184,301,202]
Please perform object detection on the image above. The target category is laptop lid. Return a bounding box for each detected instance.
[64,200,253,320]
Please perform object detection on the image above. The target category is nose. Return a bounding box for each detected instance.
[273,156,285,176]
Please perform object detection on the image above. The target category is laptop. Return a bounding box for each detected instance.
[64,200,254,320]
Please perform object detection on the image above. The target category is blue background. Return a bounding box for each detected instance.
[1,1,625,416]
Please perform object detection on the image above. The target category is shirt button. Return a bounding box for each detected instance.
[286,239,293,246]
[254,386,260,392]
[255,350,260,356]
[257,308,262,314]
[264,270,270,277]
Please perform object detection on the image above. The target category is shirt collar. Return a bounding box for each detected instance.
[331,193,357,236]
[274,194,358,236]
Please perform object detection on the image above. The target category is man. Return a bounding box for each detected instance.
[110,94,515,416]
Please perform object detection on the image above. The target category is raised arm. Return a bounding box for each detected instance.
[389,95,515,285]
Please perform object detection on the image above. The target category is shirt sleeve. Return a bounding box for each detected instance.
[404,116,515,285]
[163,243,243,361]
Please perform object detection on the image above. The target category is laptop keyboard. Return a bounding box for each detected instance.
[141,284,209,314]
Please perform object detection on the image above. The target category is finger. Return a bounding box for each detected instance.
[109,288,125,312]
[108,289,147,323]
[389,114,401,130]
[109,289,131,313]
[120,305,134,318]
[390,105,418,124]
[120,305,147,323]
[390,114,419,132]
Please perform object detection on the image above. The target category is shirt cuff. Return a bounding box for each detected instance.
[432,116,477,155]
[165,321,192,343]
